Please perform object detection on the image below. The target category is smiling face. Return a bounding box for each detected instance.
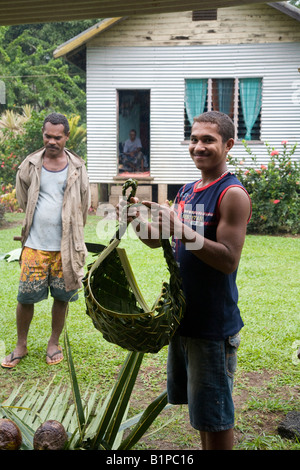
[42,122,69,158]
[189,121,234,176]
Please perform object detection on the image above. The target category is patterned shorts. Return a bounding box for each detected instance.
[17,247,78,304]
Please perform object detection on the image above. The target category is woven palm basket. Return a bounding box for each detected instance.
[83,179,185,353]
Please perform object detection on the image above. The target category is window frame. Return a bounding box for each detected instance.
[184,77,262,143]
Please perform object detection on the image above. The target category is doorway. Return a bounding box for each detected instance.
[118,89,150,175]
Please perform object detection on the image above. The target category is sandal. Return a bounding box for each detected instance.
[1,351,27,369]
[46,345,64,365]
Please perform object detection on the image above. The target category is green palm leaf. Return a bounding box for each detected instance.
[118,390,168,450]
[91,350,144,449]
[1,346,173,450]
[64,328,86,435]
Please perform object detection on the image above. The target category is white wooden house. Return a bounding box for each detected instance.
[54,2,300,206]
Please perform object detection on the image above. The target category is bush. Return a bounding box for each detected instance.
[0,184,20,212]
[0,110,87,189]
[0,202,5,225]
[228,140,300,235]
[0,152,21,187]
[0,109,47,187]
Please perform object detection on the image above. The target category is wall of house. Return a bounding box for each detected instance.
[86,5,300,187]
[88,4,300,46]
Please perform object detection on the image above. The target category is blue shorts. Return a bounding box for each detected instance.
[167,333,240,432]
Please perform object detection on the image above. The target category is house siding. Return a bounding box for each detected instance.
[86,41,300,185]
[88,4,300,47]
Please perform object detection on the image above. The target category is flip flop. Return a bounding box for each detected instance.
[46,345,64,365]
[1,351,27,369]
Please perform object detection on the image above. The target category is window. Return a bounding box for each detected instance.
[184,78,262,141]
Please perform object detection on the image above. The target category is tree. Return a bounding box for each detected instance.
[0,21,99,120]
[289,0,300,7]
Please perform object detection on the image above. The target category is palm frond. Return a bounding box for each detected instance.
[84,179,185,354]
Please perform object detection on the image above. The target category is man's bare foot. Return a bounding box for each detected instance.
[1,347,28,369]
[46,344,63,365]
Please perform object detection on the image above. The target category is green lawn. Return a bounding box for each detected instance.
[0,213,299,450]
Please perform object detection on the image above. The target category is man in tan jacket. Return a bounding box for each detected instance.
[1,112,90,368]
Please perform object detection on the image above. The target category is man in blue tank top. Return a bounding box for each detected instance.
[130,111,251,450]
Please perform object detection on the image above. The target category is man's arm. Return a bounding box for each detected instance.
[80,166,91,225]
[123,141,130,155]
[142,187,251,274]
[193,187,250,273]
[15,168,29,212]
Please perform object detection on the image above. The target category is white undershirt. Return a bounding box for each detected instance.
[25,164,68,251]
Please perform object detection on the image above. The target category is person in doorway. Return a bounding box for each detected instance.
[121,129,146,172]
[122,111,251,450]
[1,112,90,368]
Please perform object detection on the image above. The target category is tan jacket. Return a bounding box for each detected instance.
[16,147,90,291]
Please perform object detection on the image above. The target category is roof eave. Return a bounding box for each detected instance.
[267,2,300,21]
[53,17,126,59]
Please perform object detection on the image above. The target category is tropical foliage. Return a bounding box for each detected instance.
[0,105,32,135]
[0,184,19,213]
[0,21,99,119]
[0,329,169,450]
[228,140,300,234]
[0,108,87,190]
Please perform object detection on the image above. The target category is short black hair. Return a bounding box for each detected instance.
[43,112,70,135]
[193,111,235,143]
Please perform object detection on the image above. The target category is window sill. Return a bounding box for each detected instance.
[235,140,264,145]
[181,140,264,145]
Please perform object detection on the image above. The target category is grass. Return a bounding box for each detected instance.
[0,212,299,450]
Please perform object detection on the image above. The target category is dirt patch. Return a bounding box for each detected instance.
[129,368,298,450]
[0,217,23,231]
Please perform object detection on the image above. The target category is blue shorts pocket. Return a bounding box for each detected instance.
[226,333,241,378]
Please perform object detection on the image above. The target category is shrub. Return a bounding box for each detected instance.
[0,108,47,187]
[228,141,300,235]
[0,152,21,187]
[0,202,5,225]
[0,184,20,212]
[0,110,87,188]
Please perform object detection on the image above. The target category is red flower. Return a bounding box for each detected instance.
[273,199,280,204]
[270,150,279,156]
[261,165,267,170]
[281,140,288,145]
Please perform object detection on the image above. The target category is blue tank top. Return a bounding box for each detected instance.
[172,172,251,340]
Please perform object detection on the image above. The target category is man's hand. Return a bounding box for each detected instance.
[116,196,140,225]
[142,200,182,239]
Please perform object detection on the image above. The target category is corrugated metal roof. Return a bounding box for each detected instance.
[0,0,285,26]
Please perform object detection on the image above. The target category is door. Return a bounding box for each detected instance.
[118,89,150,175]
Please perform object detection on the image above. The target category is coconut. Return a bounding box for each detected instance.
[0,418,22,450]
[33,420,68,450]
